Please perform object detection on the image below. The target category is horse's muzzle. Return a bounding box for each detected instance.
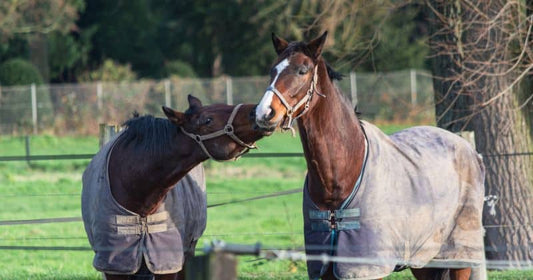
[252,105,276,135]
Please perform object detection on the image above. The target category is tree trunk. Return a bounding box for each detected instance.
[475,78,533,266]
[427,0,533,267]
[427,0,474,132]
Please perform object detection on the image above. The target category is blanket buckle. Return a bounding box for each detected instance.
[329,211,337,230]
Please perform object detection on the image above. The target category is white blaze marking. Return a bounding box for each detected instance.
[271,58,289,86]
[256,58,290,121]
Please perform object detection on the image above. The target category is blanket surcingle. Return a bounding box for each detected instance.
[304,121,485,280]
[81,135,206,275]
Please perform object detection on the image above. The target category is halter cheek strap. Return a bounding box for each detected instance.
[180,104,257,161]
[267,65,324,136]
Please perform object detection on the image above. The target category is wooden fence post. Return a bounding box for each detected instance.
[99,124,118,148]
[185,252,237,280]
[226,77,233,105]
[31,83,38,134]
[350,71,358,106]
[165,79,171,107]
[410,69,417,105]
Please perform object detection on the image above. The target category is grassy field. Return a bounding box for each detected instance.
[0,124,531,279]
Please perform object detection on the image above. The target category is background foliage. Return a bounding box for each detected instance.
[0,0,430,84]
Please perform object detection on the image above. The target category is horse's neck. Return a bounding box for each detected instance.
[109,134,205,216]
[298,64,366,210]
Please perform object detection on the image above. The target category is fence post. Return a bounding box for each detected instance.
[350,72,358,106]
[31,83,38,134]
[186,252,237,280]
[165,79,171,107]
[410,69,417,105]
[97,82,103,123]
[99,124,118,148]
[226,77,233,105]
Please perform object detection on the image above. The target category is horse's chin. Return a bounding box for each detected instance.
[254,120,279,134]
[262,129,274,136]
[258,126,275,136]
[225,147,250,160]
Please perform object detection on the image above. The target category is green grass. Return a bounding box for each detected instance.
[0,125,531,279]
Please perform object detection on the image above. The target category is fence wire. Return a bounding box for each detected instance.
[0,70,435,135]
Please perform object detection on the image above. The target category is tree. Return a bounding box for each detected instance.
[0,0,82,38]
[426,0,533,266]
[0,0,85,82]
[267,1,429,72]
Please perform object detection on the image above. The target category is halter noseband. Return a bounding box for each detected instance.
[266,65,324,136]
[180,104,257,161]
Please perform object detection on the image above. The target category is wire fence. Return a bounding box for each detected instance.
[1,70,532,276]
[0,69,435,135]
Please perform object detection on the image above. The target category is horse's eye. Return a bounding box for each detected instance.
[204,118,212,125]
[298,67,309,75]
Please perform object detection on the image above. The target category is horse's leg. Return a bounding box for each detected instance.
[449,268,471,280]
[411,267,471,280]
[176,239,200,280]
[319,264,382,280]
[320,264,335,280]
[410,268,449,280]
[104,274,131,280]
[154,273,178,280]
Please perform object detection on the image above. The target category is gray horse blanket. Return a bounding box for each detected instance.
[304,121,485,279]
[82,134,206,275]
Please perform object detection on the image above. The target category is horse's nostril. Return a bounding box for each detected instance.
[265,107,276,121]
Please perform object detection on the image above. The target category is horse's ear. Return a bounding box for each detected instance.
[307,31,328,59]
[162,106,185,125]
[187,94,203,110]
[272,32,289,55]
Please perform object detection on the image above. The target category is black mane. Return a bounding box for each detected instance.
[326,63,344,81]
[119,114,178,156]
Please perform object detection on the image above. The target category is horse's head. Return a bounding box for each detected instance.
[163,95,270,161]
[255,31,328,131]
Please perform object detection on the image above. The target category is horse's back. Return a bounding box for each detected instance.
[389,125,485,260]
[389,125,484,188]
[81,136,207,274]
[349,122,486,276]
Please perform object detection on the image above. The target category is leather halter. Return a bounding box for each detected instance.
[266,65,324,135]
[180,104,257,161]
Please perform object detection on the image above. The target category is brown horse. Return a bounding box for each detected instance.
[82,95,270,280]
[255,32,485,280]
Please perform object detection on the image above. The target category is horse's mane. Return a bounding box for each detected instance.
[323,59,363,127]
[326,63,343,81]
[119,113,178,156]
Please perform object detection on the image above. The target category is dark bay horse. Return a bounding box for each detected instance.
[82,95,270,280]
[255,32,485,280]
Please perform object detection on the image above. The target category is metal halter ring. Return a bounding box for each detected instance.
[224,125,234,133]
